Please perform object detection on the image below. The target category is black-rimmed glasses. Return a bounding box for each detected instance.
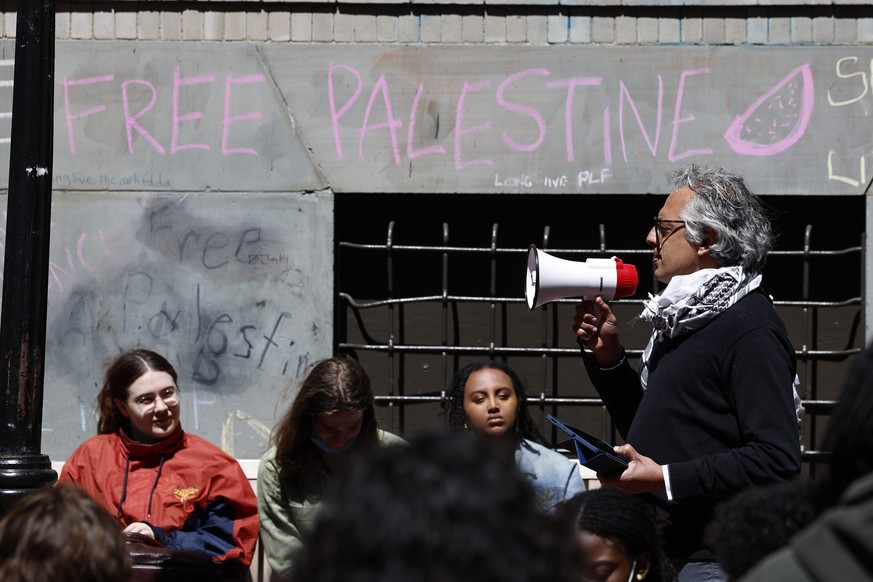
[653,216,686,248]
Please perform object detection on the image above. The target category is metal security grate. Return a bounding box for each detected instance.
[337,219,863,476]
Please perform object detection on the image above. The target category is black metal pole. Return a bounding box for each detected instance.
[0,0,58,517]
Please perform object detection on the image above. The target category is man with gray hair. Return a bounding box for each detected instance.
[572,164,802,582]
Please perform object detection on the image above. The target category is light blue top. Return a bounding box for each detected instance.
[515,437,587,512]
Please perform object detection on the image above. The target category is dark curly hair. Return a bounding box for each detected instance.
[705,479,820,580]
[291,429,581,582]
[444,362,547,447]
[556,487,676,582]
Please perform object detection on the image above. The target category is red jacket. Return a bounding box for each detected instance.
[59,427,259,566]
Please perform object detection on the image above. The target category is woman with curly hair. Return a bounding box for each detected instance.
[445,361,586,512]
[257,355,406,580]
[557,487,676,582]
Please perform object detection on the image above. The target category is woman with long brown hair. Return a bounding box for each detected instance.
[257,355,406,580]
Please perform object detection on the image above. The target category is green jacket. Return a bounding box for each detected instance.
[257,429,406,581]
[740,471,873,581]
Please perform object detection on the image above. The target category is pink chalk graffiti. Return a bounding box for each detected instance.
[222,74,266,156]
[603,103,612,167]
[619,76,663,162]
[171,66,215,153]
[407,81,447,160]
[724,64,814,156]
[62,75,115,155]
[328,62,363,160]
[62,69,266,158]
[358,74,402,164]
[497,68,549,153]
[123,80,165,155]
[454,80,493,170]
[47,227,120,296]
[545,76,603,163]
[668,68,714,162]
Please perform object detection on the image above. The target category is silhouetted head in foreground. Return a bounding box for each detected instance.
[0,482,131,582]
[292,429,581,582]
[557,487,676,582]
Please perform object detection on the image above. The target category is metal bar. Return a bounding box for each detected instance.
[340,241,862,258]
[374,394,835,409]
[489,224,498,360]
[339,293,861,310]
[339,340,861,360]
[386,221,400,428]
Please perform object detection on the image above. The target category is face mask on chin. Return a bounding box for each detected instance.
[310,431,358,456]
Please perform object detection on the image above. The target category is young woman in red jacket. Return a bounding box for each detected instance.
[59,349,259,571]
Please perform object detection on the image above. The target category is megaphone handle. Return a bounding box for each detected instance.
[593,302,603,326]
[580,297,625,366]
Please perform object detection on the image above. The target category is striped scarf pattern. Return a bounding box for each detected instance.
[634,266,761,389]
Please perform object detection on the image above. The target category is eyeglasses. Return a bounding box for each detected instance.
[653,216,686,248]
[131,386,179,413]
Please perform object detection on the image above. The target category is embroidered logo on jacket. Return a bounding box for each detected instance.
[174,487,198,501]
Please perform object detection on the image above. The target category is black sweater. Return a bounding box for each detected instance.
[583,289,802,560]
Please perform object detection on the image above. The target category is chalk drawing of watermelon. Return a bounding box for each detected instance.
[724,64,814,156]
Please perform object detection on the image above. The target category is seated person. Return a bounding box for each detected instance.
[257,355,406,580]
[291,429,582,582]
[59,349,258,571]
[557,487,676,582]
[445,362,586,512]
[0,482,132,582]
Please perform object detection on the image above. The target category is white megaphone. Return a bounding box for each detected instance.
[525,245,638,310]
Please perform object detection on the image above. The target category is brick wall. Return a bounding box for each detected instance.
[2,2,872,46]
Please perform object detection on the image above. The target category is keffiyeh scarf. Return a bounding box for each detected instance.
[633,266,803,429]
[635,266,761,390]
